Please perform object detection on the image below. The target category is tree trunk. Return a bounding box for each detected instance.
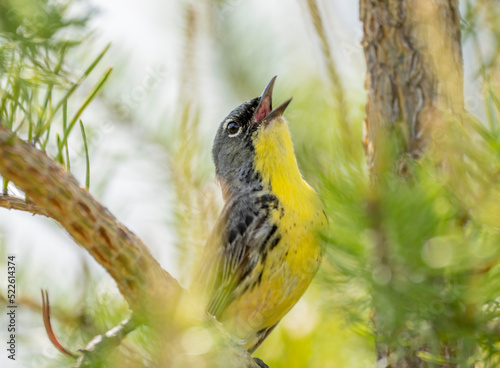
[361,0,463,172]
[360,1,465,367]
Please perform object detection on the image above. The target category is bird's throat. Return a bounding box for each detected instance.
[252,120,314,210]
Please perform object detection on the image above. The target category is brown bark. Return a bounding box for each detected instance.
[360,0,465,367]
[361,0,463,173]
[0,195,50,217]
[0,126,181,316]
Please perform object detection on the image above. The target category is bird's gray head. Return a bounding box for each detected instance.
[212,97,259,198]
[212,76,292,199]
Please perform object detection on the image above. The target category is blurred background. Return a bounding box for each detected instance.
[1,0,500,367]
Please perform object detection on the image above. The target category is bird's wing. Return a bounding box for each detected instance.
[199,196,274,319]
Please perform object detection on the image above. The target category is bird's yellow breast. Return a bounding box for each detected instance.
[252,119,321,218]
[219,118,324,348]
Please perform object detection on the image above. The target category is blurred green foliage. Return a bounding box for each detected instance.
[0,0,110,190]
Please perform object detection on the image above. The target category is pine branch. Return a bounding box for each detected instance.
[75,318,136,367]
[0,194,50,217]
[360,0,463,171]
[0,126,181,315]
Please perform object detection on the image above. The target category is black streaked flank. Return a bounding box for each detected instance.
[245,215,254,226]
[237,223,246,235]
[228,229,237,243]
[257,194,279,211]
[260,225,278,252]
[270,235,282,251]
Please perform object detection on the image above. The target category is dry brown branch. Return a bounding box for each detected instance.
[0,194,51,217]
[0,126,181,315]
[41,289,78,358]
[0,291,76,324]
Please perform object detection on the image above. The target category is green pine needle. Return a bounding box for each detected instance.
[59,66,113,152]
[79,120,90,189]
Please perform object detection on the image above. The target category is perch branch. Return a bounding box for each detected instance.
[0,126,181,316]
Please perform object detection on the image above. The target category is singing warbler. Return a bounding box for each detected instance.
[197,76,324,353]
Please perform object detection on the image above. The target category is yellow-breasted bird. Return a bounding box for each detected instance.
[196,76,325,354]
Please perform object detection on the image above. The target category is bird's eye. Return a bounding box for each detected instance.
[227,121,241,136]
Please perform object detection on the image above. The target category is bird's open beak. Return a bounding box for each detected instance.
[253,76,292,125]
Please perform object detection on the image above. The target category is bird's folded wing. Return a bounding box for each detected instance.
[198,196,274,319]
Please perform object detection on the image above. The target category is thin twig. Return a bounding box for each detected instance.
[305,0,348,125]
[41,289,78,359]
[0,195,51,217]
[76,317,137,368]
[0,292,78,324]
